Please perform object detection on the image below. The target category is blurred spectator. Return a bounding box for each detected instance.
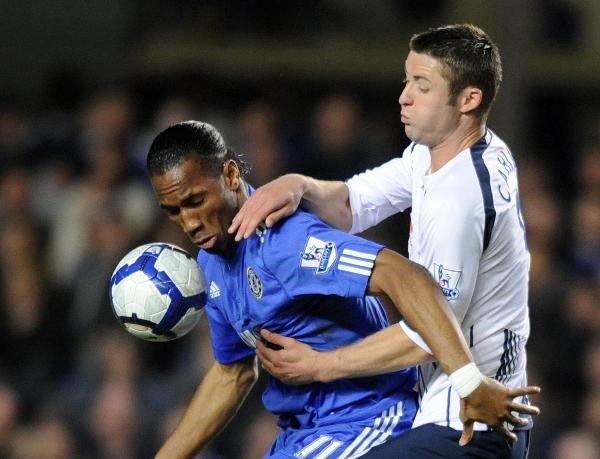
[235,100,289,186]
[570,194,600,277]
[0,217,67,414]
[575,146,600,197]
[68,205,136,337]
[583,339,600,393]
[549,429,600,459]
[240,411,280,459]
[45,141,156,289]
[8,415,76,459]
[0,167,32,222]
[303,93,372,180]
[0,384,19,458]
[78,87,136,158]
[564,278,600,336]
[582,391,600,437]
[131,95,197,177]
[88,379,140,459]
[0,104,32,169]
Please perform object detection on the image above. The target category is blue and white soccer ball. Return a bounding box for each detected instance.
[109,243,207,342]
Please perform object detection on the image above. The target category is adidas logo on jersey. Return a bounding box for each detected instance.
[209,281,221,298]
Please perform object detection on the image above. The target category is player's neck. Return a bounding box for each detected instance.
[428,123,486,173]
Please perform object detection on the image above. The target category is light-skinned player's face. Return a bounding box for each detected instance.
[399,51,461,148]
[151,157,241,256]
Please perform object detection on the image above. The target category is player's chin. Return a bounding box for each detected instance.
[204,235,235,256]
[403,125,418,142]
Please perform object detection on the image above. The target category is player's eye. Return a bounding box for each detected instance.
[162,206,180,217]
[184,194,205,208]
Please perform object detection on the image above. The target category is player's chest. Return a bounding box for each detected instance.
[408,177,444,259]
[205,260,279,334]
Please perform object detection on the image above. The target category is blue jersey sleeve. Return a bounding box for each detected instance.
[258,210,383,300]
[205,299,255,365]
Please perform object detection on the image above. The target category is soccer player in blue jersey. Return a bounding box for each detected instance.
[229,24,539,458]
[147,120,538,459]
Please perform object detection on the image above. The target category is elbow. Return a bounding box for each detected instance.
[337,207,353,232]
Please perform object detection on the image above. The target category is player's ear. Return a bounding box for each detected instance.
[222,159,241,191]
[459,86,483,114]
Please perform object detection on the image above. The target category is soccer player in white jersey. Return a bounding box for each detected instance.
[147,121,538,458]
[229,24,538,458]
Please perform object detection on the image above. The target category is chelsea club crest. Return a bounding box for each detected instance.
[247,267,263,299]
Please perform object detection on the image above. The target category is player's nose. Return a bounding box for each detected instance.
[399,86,411,106]
[180,208,203,234]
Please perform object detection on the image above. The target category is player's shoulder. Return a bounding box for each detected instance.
[197,248,219,274]
[479,130,515,166]
[266,208,327,239]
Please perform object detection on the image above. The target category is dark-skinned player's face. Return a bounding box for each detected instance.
[151,157,242,256]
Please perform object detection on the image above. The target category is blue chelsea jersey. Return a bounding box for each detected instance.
[199,207,416,428]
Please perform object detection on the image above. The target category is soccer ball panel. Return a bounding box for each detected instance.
[109,243,207,341]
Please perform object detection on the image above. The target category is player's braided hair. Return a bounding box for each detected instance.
[146,120,250,177]
[410,24,502,118]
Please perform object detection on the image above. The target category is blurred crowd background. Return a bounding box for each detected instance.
[0,1,599,458]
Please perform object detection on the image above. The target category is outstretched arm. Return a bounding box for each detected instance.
[368,249,540,443]
[228,174,351,240]
[257,323,431,384]
[155,356,258,459]
[257,249,540,444]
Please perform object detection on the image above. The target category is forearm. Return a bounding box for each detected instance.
[156,356,258,459]
[299,176,352,231]
[317,324,432,382]
[369,249,472,376]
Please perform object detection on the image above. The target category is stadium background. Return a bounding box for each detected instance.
[0,1,599,458]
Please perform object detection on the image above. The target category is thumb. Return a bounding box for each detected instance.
[459,420,474,446]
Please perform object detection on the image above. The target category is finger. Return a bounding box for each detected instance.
[495,424,518,444]
[236,213,261,241]
[256,351,274,374]
[508,386,541,397]
[260,329,290,347]
[504,414,528,428]
[264,207,291,228]
[240,211,269,240]
[230,201,259,240]
[237,204,262,238]
[459,421,474,446]
[228,208,244,233]
[255,340,277,364]
[508,402,540,416]
[255,340,268,359]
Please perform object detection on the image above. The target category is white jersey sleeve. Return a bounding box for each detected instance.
[346,144,417,234]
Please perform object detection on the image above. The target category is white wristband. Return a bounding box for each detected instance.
[449,363,485,399]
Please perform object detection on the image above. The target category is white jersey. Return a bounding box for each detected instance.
[346,129,531,431]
